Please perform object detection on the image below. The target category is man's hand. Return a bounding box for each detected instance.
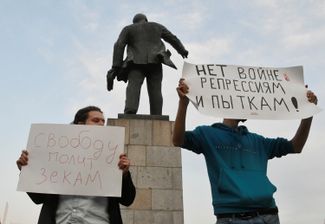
[290,87,318,153]
[118,153,130,173]
[307,90,318,105]
[16,150,29,171]
[177,78,189,105]
[173,78,190,147]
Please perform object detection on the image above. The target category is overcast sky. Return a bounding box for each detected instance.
[0,1,324,223]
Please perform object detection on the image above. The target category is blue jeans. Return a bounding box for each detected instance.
[216,214,280,224]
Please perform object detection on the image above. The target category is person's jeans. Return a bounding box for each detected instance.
[216,214,280,224]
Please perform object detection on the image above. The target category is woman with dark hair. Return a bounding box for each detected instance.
[17,106,136,224]
[72,106,103,124]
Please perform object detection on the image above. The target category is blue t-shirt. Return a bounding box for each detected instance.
[182,123,294,215]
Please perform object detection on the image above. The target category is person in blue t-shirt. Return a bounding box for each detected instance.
[173,78,318,224]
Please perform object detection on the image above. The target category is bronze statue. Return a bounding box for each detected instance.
[107,13,188,115]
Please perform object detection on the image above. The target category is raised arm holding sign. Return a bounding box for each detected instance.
[16,106,135,224]
[173,66,319,223]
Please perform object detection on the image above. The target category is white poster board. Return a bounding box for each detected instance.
[182,62,321,119]
[17,124,125,197]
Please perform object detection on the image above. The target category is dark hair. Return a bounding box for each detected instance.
[72,106,103,124]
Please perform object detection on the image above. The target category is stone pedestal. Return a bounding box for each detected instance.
[107,115,183,224]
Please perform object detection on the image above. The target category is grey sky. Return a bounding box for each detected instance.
[0,1,324,223]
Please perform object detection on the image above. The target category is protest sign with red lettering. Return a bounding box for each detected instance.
[17,124,124,197]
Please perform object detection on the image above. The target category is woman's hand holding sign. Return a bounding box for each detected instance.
[17,150,29,171]
[118,153,130,174]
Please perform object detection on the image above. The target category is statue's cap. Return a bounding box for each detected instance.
[133,13,148,23]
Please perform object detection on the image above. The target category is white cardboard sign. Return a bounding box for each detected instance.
[17,124,125,197]
[182,62,321,119]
